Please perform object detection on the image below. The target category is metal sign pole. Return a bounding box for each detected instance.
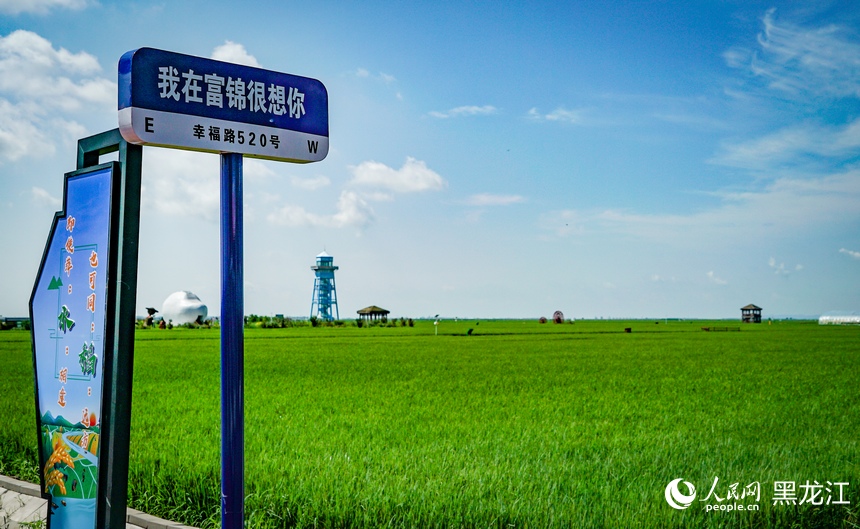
[117,47,328,529]
[78,129,142,529]
[220,152,244,529]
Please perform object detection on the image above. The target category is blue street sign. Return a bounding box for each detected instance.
[118,47,328,163]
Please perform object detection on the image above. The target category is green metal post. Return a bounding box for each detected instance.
[77,128,142,529]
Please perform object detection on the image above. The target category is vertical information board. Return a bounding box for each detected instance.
[30,163,119,529]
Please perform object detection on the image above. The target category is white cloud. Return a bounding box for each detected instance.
[350,157,446,193]
[840,248,860,260]
[242,159,277,182]
[527,107,584,124]
[266,204,326,228]
[31,186,61,207]
[354,68,400,100]
[0,99,53,161]
[290,174,331,191]
[111,144,276,223]
[465,193,525,206]
[0,30,112,111]
[0,30,113,161]
[52,118,88,143]
[429,105,497,119]
[268,158,443,231]
[331,191,374,228]
[769,257,785,274]
[361,191,394,202]
[258,192,282,204]
[712,118,860,170]
[141,150,220,221]
[0,30,99,75]
[725,9,860,98]
[707,271,728,285]
[268,157,441,230]
[355,68,396,84]
[211,41,260,68]
[0,0,90,15]
[266,190,374,229]
[541,169,860,243]
[768,257,803,276]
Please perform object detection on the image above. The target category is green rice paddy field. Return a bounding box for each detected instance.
[1,320,859,528]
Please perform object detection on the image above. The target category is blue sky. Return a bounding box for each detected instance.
[1,1,859,319]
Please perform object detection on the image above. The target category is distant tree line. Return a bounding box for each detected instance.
[133,314,418,329]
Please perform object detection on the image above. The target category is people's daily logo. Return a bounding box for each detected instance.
[665,478,696,510]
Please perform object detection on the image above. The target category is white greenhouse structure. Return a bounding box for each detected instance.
[818,311,860,325]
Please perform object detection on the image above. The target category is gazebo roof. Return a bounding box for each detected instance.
[357,305,390,315]
[741,304,762,310]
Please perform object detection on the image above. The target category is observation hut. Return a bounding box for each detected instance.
[310,251,339,321]
[357,305,390,322]
[741,304,762,323]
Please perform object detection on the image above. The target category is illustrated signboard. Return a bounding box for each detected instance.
[118,47,329,163]
[30,163,119,528]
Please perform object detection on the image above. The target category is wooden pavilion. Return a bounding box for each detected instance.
[741,304,762,323]
[357,305,390,321]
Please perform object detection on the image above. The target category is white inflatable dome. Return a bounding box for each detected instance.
[162,291,208,325]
